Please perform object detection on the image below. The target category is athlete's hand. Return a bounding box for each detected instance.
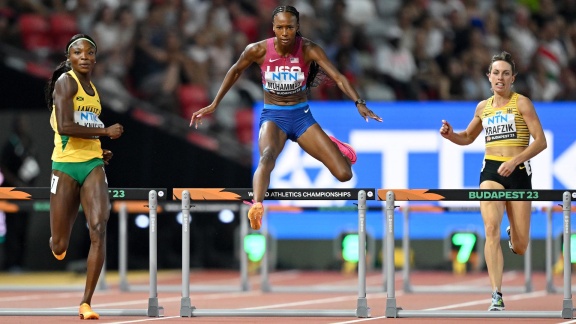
[357,105,382,122]
[190,104,217,129]
[102,149,113,165]
[106,123,124,139]
[497,160,516,177]
[439,120,453,138]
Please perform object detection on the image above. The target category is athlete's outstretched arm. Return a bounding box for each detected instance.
[190,41,266,128]
[304,39,382,123]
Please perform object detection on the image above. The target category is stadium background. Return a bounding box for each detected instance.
[0,0,575,273]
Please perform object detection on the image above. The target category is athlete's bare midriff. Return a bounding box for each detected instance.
[485,145,528,158]
[263,90,308,106]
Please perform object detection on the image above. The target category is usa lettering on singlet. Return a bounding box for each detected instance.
[482,110,518,143]
[263,65,306,96]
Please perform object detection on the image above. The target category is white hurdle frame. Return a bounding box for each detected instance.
[545,205,576,293]
[0,189,164,317]
[399,205,532,294]
[116,201,248,292]
[178,189,371,318]
[383,189,575,319]
[258,205,383,293]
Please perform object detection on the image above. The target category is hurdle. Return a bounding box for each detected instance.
[0,187,166,317]
[381,189,575,319]
[174,188,371,318]
[544,205,576,293]
[257,204,384,293]
[116,199,247,292]
[398,204,533,293]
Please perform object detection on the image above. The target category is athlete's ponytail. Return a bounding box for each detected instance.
[45,61,71,111]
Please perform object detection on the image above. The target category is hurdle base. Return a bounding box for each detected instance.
[356,297,370,318]
[188,309,358,317]
[385,298,399,318]
[562,299,574,318]
[147,298,164,317]
[395,310,570,318]
[180,297,195,317]
[0,308,149,316]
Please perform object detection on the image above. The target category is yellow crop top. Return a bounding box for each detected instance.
[50,70,104,162]
[481,92,530,148]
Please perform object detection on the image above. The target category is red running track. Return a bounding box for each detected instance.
[0,269,574,324]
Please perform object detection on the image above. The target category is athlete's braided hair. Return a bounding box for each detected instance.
[45,34,98,111]
[272,6,330,96]
[488,51,517,76]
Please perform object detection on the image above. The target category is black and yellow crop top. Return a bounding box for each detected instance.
[481,92,530,148]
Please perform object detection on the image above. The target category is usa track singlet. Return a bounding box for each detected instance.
[50,70,104,162]
[481,92,530,148]
[260,36,309,96]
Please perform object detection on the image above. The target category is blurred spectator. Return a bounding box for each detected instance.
[462,60,492,100]
[527,58,562,101]
[535,18,569,82]
[374,26,418,100]
[4,0,576,133]
[67,0,97,35]
[557,66,576,100]
[91,5,119,57]
[438,57,466,100]
[507,5,538,68]
[130,3,183,113]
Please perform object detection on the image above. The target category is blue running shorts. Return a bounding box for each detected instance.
[259,103,318,141]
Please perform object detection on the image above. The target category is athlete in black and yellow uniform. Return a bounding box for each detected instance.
[45,34,124,320]
[439,51,547,311]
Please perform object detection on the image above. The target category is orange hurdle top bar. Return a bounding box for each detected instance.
[378,189,576,201]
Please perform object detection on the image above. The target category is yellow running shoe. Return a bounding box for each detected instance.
[79,303,99,320]
[247,201,263,230]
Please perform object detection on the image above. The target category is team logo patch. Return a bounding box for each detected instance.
[76,96,84,101]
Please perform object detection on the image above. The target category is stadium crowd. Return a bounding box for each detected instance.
[1,0,576,139]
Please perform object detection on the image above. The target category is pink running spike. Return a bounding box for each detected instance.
[329,136,357,164]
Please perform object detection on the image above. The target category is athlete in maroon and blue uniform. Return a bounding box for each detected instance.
[190,5,382,230]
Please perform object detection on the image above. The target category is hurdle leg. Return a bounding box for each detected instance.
[381,206,386,292]
[147,190,164,317]
[402,206,412,293]
[356,190,370,317]
[385,191,399,318]
[118,202,129,291]
[545,207,556,293]
[561,192,574,319]
[180,191,194,317]
[240,203,251,291]
[524,231,533,292]
[260,207,271,292]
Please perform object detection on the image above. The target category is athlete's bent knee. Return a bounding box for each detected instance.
[333,168,353,182]
[512,239,528,255]
[51,237,68,255]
